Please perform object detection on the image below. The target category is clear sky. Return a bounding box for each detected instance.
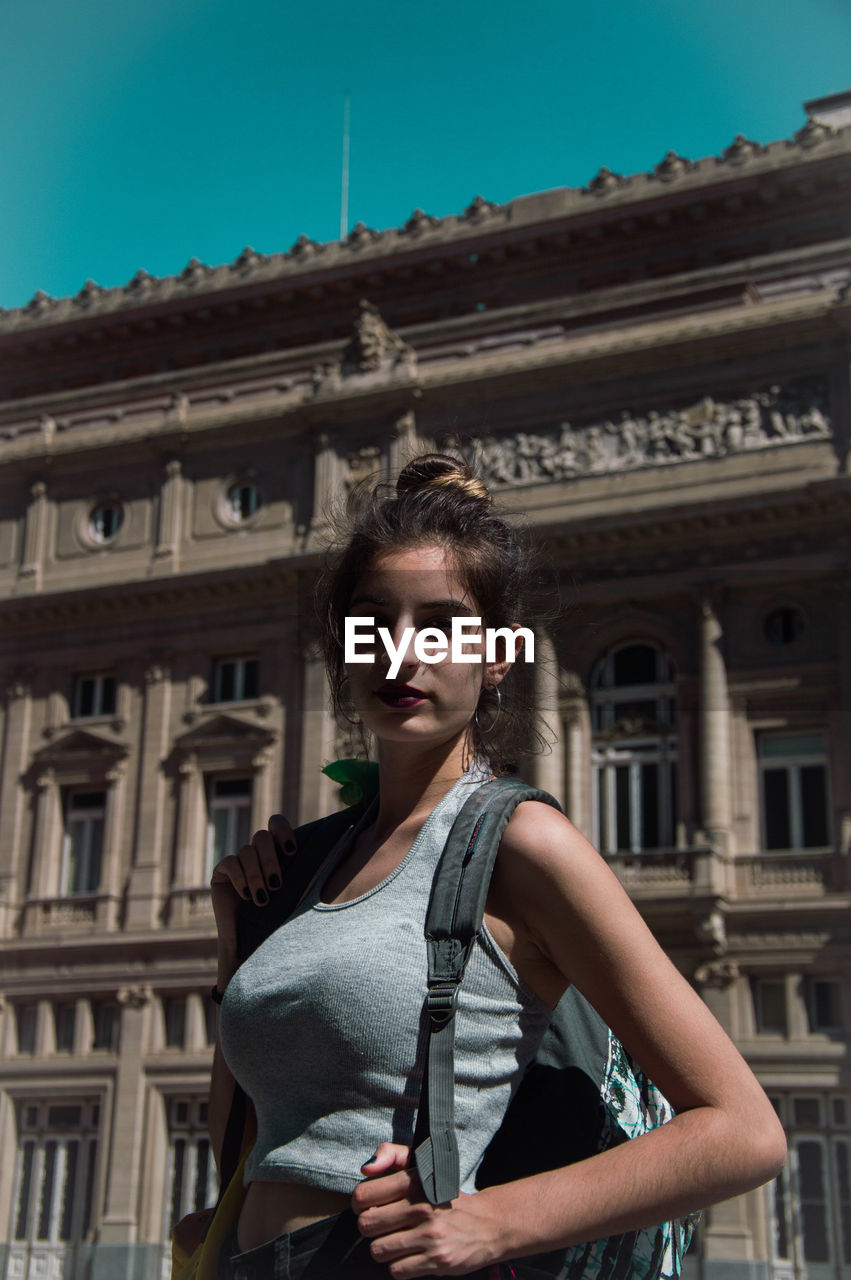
[0,0,848,310]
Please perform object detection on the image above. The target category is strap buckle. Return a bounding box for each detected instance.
[426,980,458,1026]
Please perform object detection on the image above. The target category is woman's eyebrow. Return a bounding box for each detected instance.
[421,598,475,614]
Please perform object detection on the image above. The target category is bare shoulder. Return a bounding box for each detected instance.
[498,799,613,890]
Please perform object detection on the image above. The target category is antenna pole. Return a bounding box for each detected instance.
[340,91,351,240]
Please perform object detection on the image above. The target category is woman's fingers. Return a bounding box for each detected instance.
[268,813,297,857]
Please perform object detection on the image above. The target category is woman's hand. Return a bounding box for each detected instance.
[210,814,296,955]
[352,1143,504,1278]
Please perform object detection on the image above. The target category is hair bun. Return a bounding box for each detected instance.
[396,453,492,506]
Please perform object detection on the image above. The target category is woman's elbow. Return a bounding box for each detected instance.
[751,1112,788,1185]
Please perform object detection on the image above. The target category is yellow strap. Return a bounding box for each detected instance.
[172,1145,252,1280]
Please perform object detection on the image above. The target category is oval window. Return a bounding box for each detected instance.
[88,503,124,543]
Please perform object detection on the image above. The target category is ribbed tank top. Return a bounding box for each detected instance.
[219,765,552,1194]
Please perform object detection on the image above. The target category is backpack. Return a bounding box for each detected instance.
[412,775,698,1280]
[231,778,697,1280]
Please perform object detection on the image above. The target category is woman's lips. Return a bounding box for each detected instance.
[375,685,427,709]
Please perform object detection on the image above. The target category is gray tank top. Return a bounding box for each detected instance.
[219,765,552,1194]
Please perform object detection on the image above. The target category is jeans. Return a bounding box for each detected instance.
[216,1211,515,1279]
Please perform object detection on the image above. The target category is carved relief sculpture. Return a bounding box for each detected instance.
[473,379,832,489]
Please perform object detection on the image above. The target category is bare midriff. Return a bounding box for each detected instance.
[237,1180,354,1251]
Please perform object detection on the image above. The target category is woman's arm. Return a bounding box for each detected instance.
[353,803,787,1278]
[207,817,295,1171]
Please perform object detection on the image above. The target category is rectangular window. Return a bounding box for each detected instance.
[16,1004,38,1055]
[72,674,116,719]
[806,979,843,1034]
[753,978,788,1035]
[163,997,187,1049]
[759,732,830,850]
[61,791,105,895]
[206,777,253,873]
[593,740,677,855]
[212,657,259,703]
[11,1100,98,1252]
[52,1004,76,1053]
[163,1098,218,1237]
[768,1092,851,1271]
[92,1002,120,1052]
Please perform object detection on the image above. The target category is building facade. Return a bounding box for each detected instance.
[0,94,849,1280]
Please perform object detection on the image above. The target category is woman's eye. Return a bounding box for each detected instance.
[422,617,453,635]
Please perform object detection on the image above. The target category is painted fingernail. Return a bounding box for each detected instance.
[285,840,296,853]
[256,888,268,905]
[268,874,281,890]
[242,887,252,900]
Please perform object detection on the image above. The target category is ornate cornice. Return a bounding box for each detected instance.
[1,284,848,464]
[0,120,847,338]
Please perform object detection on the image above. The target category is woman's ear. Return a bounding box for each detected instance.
[484,623,525,688]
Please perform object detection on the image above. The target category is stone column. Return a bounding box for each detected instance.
[298,643,337,823]
[563,672,592,836]
[173,754,205,888]
[308,431,340,544]
[530,632,565,809]
[698,593,732,853]
[93,986,152,1280]
[19,480,49,590]
[387,409,419,477]
[98,762,128,930]
[0,674,33,936]
[28,769,62,899]
[152,459,183,572]
[126,660,172,929]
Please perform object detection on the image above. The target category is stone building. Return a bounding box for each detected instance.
[0,92,849,1280]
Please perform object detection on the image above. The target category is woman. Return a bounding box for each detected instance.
[208,454,786,1280]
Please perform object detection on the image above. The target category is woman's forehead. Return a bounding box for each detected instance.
[353,546,476,606]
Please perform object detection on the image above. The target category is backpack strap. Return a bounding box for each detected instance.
[413,776,563,1205]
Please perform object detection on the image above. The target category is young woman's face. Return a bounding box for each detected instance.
[344,543,493,751]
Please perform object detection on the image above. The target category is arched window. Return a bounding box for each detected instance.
[591,643,677,855]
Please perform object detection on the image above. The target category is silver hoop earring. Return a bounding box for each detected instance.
[474,684,501,735]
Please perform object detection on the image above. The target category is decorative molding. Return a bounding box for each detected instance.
[403,208,441,235]
[653,151,696,182]
[472,378,831,488]
[694,959,740,988]
[721,135,766,165]
[311,301,417,395]
[463,195,499,222]
[585,167,630,195]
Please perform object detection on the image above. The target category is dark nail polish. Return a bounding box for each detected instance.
[256,888,268,905]
[242,887,252,900]
[285,840,296,853]
[268,874,281,890]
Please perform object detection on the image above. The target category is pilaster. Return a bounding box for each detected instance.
[530,632,565,809]
[95,986,152,1274]
[18,480,49,590]
[0,674,33,935]
[151,458,184,572]
[126,659,172,928]
[563,672,591,835]
[308,431,341,544]
[298,642,337,824]
[698,592,733,853]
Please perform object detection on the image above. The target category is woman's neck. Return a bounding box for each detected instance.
[371,737,474,842]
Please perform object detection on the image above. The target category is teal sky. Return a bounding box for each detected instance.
[1,0,849,309]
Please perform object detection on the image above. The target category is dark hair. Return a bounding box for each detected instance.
[318,453,551,773]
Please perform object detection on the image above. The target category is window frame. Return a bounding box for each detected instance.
[60,789,106,896]
[205,775,253,877]
[211,656,259,704]
[591,643,678,856]
[72,673,116,720]
[758,731,832,852]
